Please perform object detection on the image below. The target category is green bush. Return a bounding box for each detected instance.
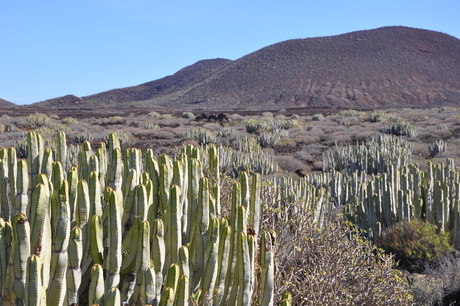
[377,219,452,273]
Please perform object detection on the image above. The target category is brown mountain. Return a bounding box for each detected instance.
[34,26,460,110]
[0,98,15,107]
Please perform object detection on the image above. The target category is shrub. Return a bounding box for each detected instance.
[410,274,444,306]
[274,114,286,120]
[265,208,413,305]
[409,252,460,305]
[182,112,195,119]
[436,123,449,131]
[44,122,72,133]
[75,132,94,143]
[338,109,363,117]
[274,155,305,172]
[0,123,5,133]
[311,113,324,121]
[368,111,399,123]
[147,111,161,119]
[61,117,79,125]
[27,112,51,126]
[377,219,452,273]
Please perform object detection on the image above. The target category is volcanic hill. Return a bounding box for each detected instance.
[0,98,15,107]
[33,26,460,111]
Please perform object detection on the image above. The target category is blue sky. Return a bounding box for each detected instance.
[1,0,459,105]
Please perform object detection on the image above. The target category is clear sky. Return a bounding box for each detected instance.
[1,0,459,105]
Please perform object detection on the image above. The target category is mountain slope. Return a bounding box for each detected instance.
[0,98,16,107]
[33,26,460,110]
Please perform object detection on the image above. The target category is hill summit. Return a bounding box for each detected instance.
[34,26,460,111]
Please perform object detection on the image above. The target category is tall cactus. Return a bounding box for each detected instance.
[0,132,275,305]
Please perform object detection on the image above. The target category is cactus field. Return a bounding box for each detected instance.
[2,107,460,305]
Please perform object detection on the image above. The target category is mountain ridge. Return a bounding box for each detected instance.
[32,26,460,110]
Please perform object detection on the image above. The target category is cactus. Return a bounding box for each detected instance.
[429,139,447,157]
[0,132,274,305]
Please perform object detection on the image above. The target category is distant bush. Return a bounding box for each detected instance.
[436,123,449,131]
[61,117,78,125]
[368,111,399,123]
[182,112,195,119]
[338,109,363,117]
[274,114,286,120]
[162,114,173,120]
[147,111,161,119]
[274,155,305,172]
[377,219,452,273]
[311,113,324,121]
[262,111,273,117]
[27,112,51,126]
[75,131,94,143]
[44,122,72,133]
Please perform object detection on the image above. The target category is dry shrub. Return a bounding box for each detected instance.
[410,252,460,305]
[152,129,176,140]
[27,112,51,126]
[262,204,413,305]
[275,155,305,172]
